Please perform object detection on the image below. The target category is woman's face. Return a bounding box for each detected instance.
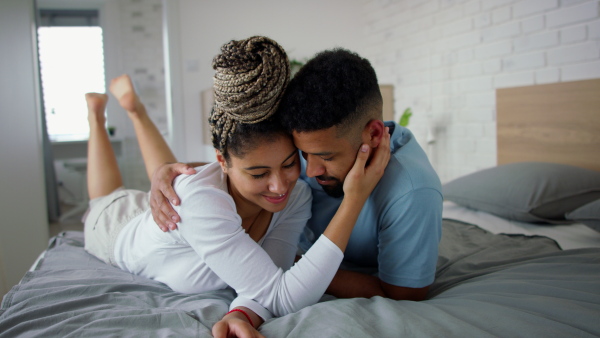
[222,135,301,214]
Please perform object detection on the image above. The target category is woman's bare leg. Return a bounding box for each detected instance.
[109,74,176,180]
[86,93,123,199]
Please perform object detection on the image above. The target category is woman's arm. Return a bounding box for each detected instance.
[322,134,390,251]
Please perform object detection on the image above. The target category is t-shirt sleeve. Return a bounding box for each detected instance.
[260,181,312,270]
[378,188,443,288]
[175,183,342,319]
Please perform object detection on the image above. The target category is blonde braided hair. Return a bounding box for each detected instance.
[209,36,290,156]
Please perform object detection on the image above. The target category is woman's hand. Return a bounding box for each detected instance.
[212,318,264,338]
[343,126,391,201]
[150,162,196,231]
[322,127,391,252]
[212,308,265,338]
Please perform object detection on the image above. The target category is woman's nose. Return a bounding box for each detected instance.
[269,173,286,194]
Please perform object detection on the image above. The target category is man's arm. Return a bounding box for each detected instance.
[149,162,208,231]
[326,269,429,301]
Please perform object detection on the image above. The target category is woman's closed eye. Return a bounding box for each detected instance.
[251,172,268,179]
[250,160,296,179]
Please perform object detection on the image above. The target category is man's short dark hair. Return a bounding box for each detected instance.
[278,48,382,136]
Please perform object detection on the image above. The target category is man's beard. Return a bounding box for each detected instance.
[317,175,344,198]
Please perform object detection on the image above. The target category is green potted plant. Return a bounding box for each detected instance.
[399,107,412,127]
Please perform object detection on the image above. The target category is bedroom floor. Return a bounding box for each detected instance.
[49,202,85,238]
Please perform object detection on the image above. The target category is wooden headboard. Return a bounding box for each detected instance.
[496,78,600,172]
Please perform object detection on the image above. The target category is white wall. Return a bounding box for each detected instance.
[169,0,368,162]
[0,253,6,297]
[0,0,50,296]
[362,0,600,183]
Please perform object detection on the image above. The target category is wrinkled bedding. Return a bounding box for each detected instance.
[2,219,600,337]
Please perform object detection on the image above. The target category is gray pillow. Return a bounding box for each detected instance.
[565,199,600,232]
[442,162,600,224]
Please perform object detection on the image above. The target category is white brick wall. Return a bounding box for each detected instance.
[117,0,166,131]
[117,0,165,192]
[362,0,600,183]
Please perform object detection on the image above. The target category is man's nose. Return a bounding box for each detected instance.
[305,156,325,178]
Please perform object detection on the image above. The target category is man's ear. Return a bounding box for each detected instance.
[362,120,385,148]
[215,149,227,173]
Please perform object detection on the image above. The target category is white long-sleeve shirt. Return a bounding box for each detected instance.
[114,162,343,319]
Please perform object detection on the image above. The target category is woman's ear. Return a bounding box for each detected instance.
[215,149,227,173]
[361,119,385,148]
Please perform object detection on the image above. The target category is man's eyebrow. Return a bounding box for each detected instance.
[304,151,334,156]
[244,150,298,170]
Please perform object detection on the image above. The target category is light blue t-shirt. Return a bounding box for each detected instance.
[299,122,443,288]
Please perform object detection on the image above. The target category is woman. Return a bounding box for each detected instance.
[83,36,390,338]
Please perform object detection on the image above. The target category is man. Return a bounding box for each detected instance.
[151,48,442,301]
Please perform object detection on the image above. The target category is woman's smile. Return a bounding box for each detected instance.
[263,192,288,204]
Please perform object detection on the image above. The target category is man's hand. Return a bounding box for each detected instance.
[150,162,196,231]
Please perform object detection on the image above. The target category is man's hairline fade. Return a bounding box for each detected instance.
[334,90,384,138]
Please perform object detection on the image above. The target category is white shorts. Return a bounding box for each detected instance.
[83,187,150,266]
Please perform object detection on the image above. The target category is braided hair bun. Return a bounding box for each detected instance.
[210,36,290,155]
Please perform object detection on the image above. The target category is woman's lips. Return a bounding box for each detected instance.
[264,192,288,204]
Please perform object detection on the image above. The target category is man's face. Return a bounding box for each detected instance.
[292,126,361,198]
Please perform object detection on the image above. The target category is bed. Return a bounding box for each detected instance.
[2,79,600,337]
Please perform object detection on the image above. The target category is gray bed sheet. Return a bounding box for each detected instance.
[1,219,599,337]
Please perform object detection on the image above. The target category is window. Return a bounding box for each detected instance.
[37,9,106,142]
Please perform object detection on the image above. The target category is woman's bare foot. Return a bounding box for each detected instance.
[85,93,108,126]
[109,74,145,117]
